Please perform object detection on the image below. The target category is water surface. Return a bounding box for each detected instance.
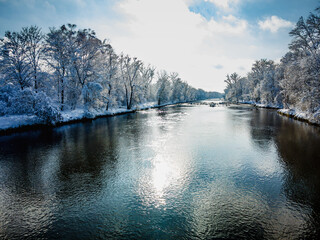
[1,103,320,239]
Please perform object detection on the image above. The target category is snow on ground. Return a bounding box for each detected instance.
[278,109,320,125]
[237,101,320,125]
[61,109,86,122]
[240,100,282,109]
[1,101,319,132]
[255,103,282,109]
[0,115,40,130]
[0,102,167,131]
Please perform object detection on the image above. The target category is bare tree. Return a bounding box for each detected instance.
[20,26,45,92]
[119,54,143,109]
[46,25,72,110]
[0,31,31,89]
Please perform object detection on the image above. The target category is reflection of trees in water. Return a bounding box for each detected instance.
[249,108,280,150]
[0,130,64,239]
[114,112,152,164]
[275,119,320,238]
[156,105,188,131]
[120,113,145,139]
[0,129,64,195]
[276,120,320,200]
[0,120,121,192]
[0,117,126,239]
[157,105,180,118]
[157,107,172,132]
[56,117,121,197]
[226,106,253,133]
[245,107,320,238]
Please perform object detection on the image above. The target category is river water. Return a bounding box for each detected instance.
[1,103,320,239]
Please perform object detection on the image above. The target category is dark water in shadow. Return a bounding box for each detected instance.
[1,103,320,239]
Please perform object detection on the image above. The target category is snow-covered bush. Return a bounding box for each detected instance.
[9,88,36,115]
[0,85,61,124]
[0,87,35,115]
[33,92,62,124]
[0,84,17,103]
[0,100,7,116]
[0,85,17,115]
[66,86,81,110]
[82,82,103,112]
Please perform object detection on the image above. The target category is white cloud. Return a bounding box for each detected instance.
[205,14,248,35]
[76,0,290,92]
[107,0,255,91]
[258,16,294,33]
[204,0,240,12]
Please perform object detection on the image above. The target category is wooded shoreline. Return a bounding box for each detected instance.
[237,102,320,127]
[3,100,319,137]
[0,101,192,136]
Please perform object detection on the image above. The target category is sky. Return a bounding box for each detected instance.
[0,0,319,92]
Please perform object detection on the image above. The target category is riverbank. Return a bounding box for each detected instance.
[239,101,281,109]
[0,102,180,135]
[277,109,320,126]
[238,101,320,126]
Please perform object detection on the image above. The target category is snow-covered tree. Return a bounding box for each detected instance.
[97,43,119,110]
[119,54,143,109]
[0,31,32,89]
[71,27,102,89]
[170,72,186,103]
[223,5,320,117]
[20,26,45,92]
[224,72,242,103]
[156,70,171,105]
[46,25,73,110]
[82,82,103,113]
[140,64,156,102]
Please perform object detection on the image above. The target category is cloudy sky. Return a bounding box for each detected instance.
[0,0,318,92]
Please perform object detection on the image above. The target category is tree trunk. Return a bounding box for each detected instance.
[61,88,64,111]
[106,84,111,111]
[34,76,38,92]
[125,86,130,109]
[129,86,134,110]
[34,66,38,93]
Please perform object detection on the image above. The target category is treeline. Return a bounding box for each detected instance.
[0,24,220,124]
[224,6,320,115]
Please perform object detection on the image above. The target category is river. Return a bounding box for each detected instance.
[1,102,320,239]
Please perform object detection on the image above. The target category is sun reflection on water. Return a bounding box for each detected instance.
[138,137,191,209]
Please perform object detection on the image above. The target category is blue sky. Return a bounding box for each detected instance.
[189,0,318,22]
[0,0,319,92]
[0,0,121,34]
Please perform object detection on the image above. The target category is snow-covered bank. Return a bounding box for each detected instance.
[61,102,163,122]
[0,115,40,131]
[238,101,320,126]
[254,103,281,109]
[0,102,178,134]
[239,101,282,109]
[277,109,320,126]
